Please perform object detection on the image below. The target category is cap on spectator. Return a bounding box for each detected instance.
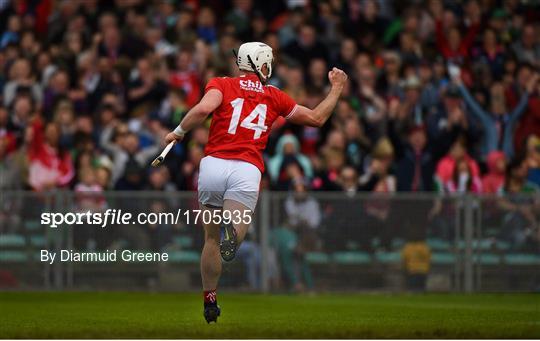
[372,137,394,159]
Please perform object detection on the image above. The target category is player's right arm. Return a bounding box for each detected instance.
[288,67,348,127]
[165,88,223,143]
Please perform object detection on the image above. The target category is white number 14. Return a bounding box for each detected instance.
[228,98,268,139]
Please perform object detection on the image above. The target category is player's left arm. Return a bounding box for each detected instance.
[288,68,347,127]
[165,89,223,143]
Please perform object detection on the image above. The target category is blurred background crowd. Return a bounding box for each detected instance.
[1,0,540,292]
[1,0,540,196]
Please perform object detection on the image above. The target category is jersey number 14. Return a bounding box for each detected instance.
[228,98,268,139]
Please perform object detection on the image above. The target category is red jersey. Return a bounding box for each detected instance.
[204,74,298,172]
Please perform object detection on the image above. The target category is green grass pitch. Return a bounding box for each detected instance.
[0,292,539,338]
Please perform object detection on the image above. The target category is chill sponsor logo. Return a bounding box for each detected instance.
[239,79,264,93]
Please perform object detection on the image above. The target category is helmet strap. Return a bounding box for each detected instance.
[232,49,239,66]
[247,55,267,85]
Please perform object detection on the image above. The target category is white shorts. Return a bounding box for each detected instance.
[198,156,261,211]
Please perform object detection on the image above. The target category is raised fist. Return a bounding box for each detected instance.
[328,67,348,89]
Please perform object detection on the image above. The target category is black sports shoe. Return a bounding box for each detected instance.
[220,222,238,262]
[204,304,221,323]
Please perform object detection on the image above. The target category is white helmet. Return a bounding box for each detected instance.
[236,42,273,83]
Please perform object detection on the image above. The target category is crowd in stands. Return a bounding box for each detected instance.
[1,0,539,197]
[1,0,540,291]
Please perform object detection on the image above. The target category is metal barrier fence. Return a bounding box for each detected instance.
[0,191,539,292]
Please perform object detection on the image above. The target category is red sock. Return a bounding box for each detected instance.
[204,290,217,304]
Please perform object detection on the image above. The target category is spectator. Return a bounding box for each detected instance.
[525,135,540,187]
[27,118,74,191]
[307,58,328,91]
[482,151,507,194]
[7,95,34,138]
[284,179,321,232]
[512,64,540,155]
[512,24,540,68]
[0,131,24,191]
[345,0,388,52]
[360,138,396,251]
[393,75,425,128]
[146,165,176,191]
[343,116,370,170]
[225,0,253,38]
[236,230,262,291]
[95,163,113,190]
[145,27,177,57]
[100,122,161,185]
[402,234,431,292]
[472,28,507,77]
[42,69,70,117]
[433,3,480,64]
[154,88,188,128]
[268,134,313,190]
[179,144,204,191]
[74,167,105,212]
[497,156,540,250]
[1,15,21,48]
[357,66,387,140]
[197,7,218,44]
[72,166,108,250]
[0,107,15,149]
[146,199,173,252]
[53,100,76,147]
[283,24,329,69]
[360,137,396,192]
[442,158,483,194]
[169,50,200,108]
[282,64,307,106]
[426,86,479,158]
[435,137,481,191]
[3,58,43,107]
[334,38,357,77]
[501,156,540,194]
[336,165,360,195]
[390,124,438,192]
[127,57,168,111]
[453,68,538,159]
[417,60,441,110]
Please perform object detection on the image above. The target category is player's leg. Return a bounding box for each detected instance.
[224,199,253,242]
[201,205,222,291]
[219,198,253,261]
[220,159,260,261]
[197,155,227,323]
[200,204,222,323]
